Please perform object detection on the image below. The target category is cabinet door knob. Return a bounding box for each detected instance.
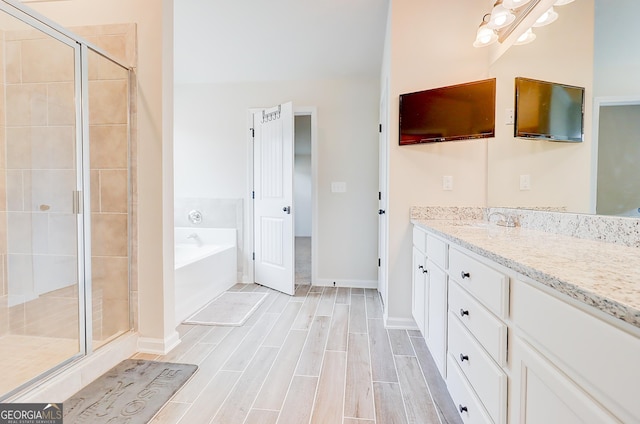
[460,353,469,362]
[460,308,469,317]
[418,265,423,270]
[422,268,428,274]
[459,405,468,413]
[461,271,470,279]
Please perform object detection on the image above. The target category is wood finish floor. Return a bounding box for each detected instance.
[139,284,462,424]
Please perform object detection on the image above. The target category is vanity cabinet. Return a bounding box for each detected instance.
[446,247,509,424]
[412,227,448,378]
[511,278,640,424]
[412,245,427,335]
[411,222,640,424]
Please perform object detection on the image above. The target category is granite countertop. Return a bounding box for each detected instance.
[412,219,640,330]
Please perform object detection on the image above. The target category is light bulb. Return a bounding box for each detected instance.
[515,28,536,45]
[533,6,558,27]
[473,23,498,47]
[487,2,516,29]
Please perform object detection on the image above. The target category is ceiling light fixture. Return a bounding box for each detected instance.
[532,6,558,27]
[473,15,499,47]
[503,0,533,9]
[487,0,516,30]
[514,28,536,45]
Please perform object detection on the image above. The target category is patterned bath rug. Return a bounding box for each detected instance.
[64,359,197,424]
[183,291,268,326]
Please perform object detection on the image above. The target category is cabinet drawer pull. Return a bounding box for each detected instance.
[459,405,468,413]
[423,268,428,274]
[461,271,470,279]
[418,265,423,270]
[459,353,469,362]
[459,308,469,317]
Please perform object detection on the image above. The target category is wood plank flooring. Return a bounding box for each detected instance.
[142,284,462,424]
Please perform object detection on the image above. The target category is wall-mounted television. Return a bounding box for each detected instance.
[399,78,496,145]
[514,77,585,142]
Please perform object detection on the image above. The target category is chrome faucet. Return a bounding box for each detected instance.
[187,233,203,246]
[488,211,519,227]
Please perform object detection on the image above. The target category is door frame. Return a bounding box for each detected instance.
[245,106,318,286]
[378,79,390,315]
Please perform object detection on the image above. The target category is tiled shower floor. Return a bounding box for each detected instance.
[0,335,79,396]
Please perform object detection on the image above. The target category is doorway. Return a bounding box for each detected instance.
[294,115,312,284]
[591,97,640,216]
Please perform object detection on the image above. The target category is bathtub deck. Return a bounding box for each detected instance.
[138,283,461,424]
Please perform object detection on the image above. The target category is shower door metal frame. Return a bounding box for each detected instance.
[0,0,134,400]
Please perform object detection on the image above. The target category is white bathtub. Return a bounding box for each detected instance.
[174,227,237,325]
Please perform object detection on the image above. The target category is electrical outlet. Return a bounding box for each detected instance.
[505,108,515,125]
[443,176,453,191]
[520,174,531,190]
[331,182,347,193]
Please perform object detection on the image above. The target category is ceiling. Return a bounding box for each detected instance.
[174,0,390,84]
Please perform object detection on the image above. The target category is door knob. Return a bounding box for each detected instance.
[378,209,386,215]
[283,206,291,214]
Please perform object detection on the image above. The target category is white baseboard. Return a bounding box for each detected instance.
[384,315,418,330]
[313,279,377,289]
[12,332,138,403]
[138,330,181,355]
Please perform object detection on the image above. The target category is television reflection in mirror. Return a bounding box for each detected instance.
[514,77,585,142]
[399,78,496,145]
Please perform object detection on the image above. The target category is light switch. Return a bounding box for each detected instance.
[505,108,515,125]
[331,182,347,193]
[520,174,531,190]
[442,176,453,191]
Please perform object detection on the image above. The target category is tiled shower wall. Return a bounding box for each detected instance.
[0,23,137,343]
[81,24,137,341]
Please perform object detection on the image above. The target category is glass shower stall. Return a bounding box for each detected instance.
[0,1,133,399]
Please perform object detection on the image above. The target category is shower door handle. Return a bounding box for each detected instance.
[73,190,83,214]
[283,206,291,214]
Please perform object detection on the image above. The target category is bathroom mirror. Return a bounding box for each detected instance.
[487,0,640,216]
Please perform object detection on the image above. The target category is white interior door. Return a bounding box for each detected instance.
[254,102,295,295]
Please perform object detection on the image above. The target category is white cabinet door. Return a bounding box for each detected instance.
[510,337,620,424]
[426,259,447,378]
[412,247,427,336]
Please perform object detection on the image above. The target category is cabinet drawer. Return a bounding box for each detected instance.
[449,248,509,318]
[413,226,427,254]
[448,312,507,424]
[513,279,640,423]
[449,280,507,366]
[426,234,447,269]
[446,353,494,424]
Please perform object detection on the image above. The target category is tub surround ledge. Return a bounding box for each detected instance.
[410,207,640,330]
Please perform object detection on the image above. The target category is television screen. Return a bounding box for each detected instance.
[515,77,584,142]
[399,78,496,145]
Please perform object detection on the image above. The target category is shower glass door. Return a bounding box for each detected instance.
[0,8,84,397]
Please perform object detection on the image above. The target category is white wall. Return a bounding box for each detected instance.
[594,0,640,97]
[174,77,379,285]
[487,0,594,212]
[295,115,312,237]
[382,0,490,324]
[294,155,312,237]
